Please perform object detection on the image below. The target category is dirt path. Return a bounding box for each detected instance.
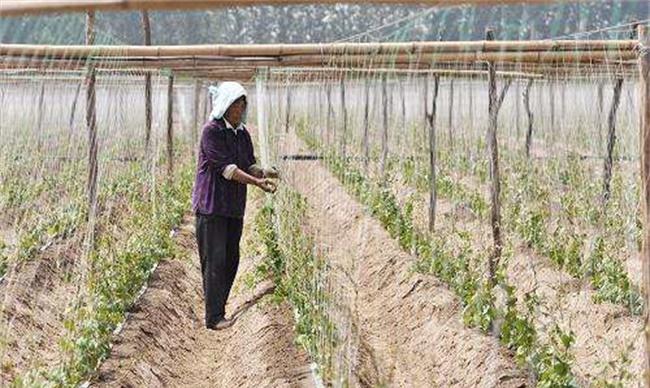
[278,132,528,387]
[93,213,316,388]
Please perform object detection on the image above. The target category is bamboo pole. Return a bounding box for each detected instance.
[602,78,624,204]
[166,73,174,179]
[363,77,370,169]
[515,78,521,139]
[427,75,440,232]
[85,11,99,214]
[598,81,605,151]
[0,40,638,59]
[448,78,454,149]
[380,73,388,176]
[204,83,210,120]
[68,80,82,145]
[326,82,333,146]
[2,54,637,75]
[36,80,45,151]
[68,82,83,135]
[193,78,200,144]
[485,28,512,287]
[285,79,291,133]
[469,78,474,133]
[0,0,602,16]
[524,78,535,157]
[604,22,642,204]
[142,10,153,152]
[340,73,348,157]
[637,24,650,388]
[549,78,556,140]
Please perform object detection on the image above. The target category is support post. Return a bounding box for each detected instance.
[448,78,454,149]
[142,10,152,151]
[602,78,624,204]
[166,73,174,179]
[636,25,650,388]
[69,81,82,135]
[524,78,535,157]
[380,73,389,175]
[36,80,45,151]
[363,77,370,169]
[193,78,200,145]
[285,78,292,133]
[85,11,98,213]
[485,28,511,286]
[326,82,332,146]
[427,75,440,232]
[340,73,347,157]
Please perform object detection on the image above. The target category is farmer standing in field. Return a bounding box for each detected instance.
[192,81,278,330]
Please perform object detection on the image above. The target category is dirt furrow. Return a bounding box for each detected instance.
[93,215,315,388]
[279,132,528,387]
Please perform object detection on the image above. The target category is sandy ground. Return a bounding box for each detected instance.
[92,211,316,388]
[392,180,645,386]
[278,131,528,387]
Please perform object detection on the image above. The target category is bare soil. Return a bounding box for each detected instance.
[92,213,316,388]
[278,131,528,387]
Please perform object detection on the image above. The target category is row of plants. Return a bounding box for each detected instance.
[501,154,643,314]
[298,124,581,387]
[375,129,642,316]
[12,154,194,387]
[0,151,88,279]
[249,187,339,385]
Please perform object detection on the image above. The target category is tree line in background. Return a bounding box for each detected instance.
[0,1,648,45]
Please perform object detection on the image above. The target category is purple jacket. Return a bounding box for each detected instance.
[191,118,256,219]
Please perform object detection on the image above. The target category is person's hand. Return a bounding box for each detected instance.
[263,166,280,179]
[256,178,277,193]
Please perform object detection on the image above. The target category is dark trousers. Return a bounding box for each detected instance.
[195,213,243,327]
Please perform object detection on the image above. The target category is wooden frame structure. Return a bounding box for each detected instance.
[1,4,649,387]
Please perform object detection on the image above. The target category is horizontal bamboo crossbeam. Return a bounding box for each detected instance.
[269,66,544,78]
[0,52,638,75]
[0,0,594,17]
[0,40,638,59]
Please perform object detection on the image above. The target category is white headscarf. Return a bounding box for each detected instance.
[208,81,248,123]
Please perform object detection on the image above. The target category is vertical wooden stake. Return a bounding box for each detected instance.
[166,73,174,179]
[399,80,406,127]
[598,81,605,151]
[485,28,510,286]
[326,82,332,146]
[69,81,82,136]
[524,78,535,158]
[448,78,454,149]
[203,83,210,121]
[36,80,45,151]
[363,77,370,169]
[602,78,624,204]
[85,11,98,212]
[192,78,200,145]
[549,77,556,142]
[515,79,521,140]
[380,73,389,176]
[423,75,429,139]
[636,25,650,388]
[340,74,348,157]
[427,75,440,232]
[285,80,292,133]
[469,77,475,133]
[142,11,152,151]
